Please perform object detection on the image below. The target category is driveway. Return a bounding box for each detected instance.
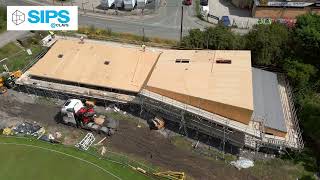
[208,0,258,28]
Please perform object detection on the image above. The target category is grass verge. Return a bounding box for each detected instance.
[171,136,315,179]
[249,158,315,180]
[171,136,236,162]
[0,42,44,72]
[57,26,178,48]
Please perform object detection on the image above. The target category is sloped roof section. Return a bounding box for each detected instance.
[29,39,161,93]
[252,68,287,132]
[147,50,254,111]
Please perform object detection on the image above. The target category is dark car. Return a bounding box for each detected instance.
[183,0,192,5]
[200,0,208,6]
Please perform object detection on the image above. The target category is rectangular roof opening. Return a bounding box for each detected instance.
[216,59,232,64]
[175,59,190,63]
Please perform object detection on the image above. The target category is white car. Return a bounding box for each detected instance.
[200,5,210,18]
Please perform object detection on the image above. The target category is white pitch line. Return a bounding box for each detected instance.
[0,142,122,180]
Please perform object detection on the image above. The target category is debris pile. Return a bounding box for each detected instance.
[39,131,62,144]
[230,157,254,170]
[12,122,42,136]
[3,127,13,136]
[2,122,62,144]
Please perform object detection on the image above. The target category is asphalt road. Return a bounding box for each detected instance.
[0,31,30,48]
[6,0,209,40]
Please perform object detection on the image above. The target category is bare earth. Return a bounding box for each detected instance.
[0,91,257,180]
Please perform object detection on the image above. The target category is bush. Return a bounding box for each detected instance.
[0,6,6,32]
[181,26,244,50]
[245,23,290,65]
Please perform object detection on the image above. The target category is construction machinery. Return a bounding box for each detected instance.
[0,70,22,94]
[148,116,165,130]
[60,99,119,136]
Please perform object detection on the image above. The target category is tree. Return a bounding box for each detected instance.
[299,94,320,141]
[181,29,205,49]
[204,26,243,50]
[245,23,289,66]
[181,26,244,50]
[293,13,320,67]
[283,58,318,88]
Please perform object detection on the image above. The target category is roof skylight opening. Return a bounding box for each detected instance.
[216,59,232,64]
[175,59,190,63]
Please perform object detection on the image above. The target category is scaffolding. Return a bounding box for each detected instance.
[277,74,304,150]
[7,35,304,157]
[14,54,304,153]
[139,88,303,151]
[16,73,137,104]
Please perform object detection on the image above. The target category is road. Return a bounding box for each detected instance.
[6,0,210,40]
[0,31,30,48]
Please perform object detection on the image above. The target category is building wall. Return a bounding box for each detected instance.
[265,127,287,137]
[146,86,253,125]
[253,6,320,19]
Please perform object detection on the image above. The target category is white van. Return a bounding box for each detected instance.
[200,5,210,18]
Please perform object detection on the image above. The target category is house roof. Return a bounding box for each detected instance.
[146,50,254,111]
[28,39,161,93]
[252,68,287,132]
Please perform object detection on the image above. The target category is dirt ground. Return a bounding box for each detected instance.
[0,91,258,180]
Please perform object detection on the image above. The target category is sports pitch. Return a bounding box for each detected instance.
[0,137,150,180]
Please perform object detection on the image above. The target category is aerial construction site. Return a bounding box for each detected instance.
[15,36,303,154]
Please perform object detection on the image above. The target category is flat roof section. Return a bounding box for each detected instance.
[146,50,254,111]
[29,39,161,93]
[252,68,287,132]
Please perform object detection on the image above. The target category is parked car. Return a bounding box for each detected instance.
[183,0,192,6]
[200,0,208,6]
[220,16,231,27]
[200,5,209,18]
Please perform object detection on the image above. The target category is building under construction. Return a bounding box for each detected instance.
[16,38,304,152]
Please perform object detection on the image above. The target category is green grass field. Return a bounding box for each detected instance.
[0,42,43,72]
[0,137,151,180]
